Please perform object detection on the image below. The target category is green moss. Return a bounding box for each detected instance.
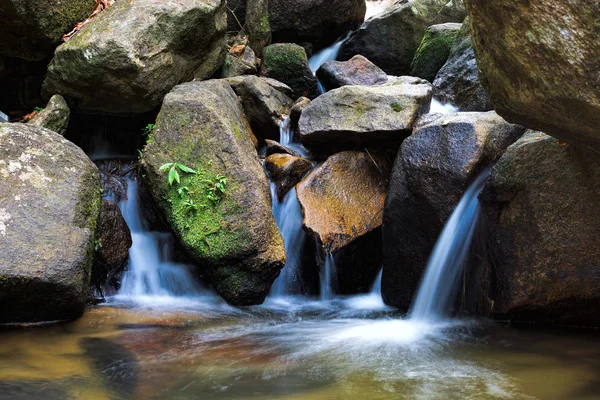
[410,26,460,81]
[391,102,404,112]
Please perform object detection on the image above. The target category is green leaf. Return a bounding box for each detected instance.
[177,164,196,174]
[159,163,174,172]
[173,169,180,184]
[168,166,177,186]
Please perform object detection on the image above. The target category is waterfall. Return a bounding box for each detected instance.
[430,98,459,114]
[308,33,351,94]
[320,253,337,300]
[409,169,490,321]
[279,116,310,158]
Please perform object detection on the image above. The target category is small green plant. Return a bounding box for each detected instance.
[391,102,403,112]
[159,163,197,186]
[94,239,103,252]
[33,106,44,112]
[203,175,227,203]
[142,123,155,136]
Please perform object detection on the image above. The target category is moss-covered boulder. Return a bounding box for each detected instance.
[297,151,390,294]
[464,1,600,155]
[0,123,101,323]
[141,80,285,306]
[410,23,461,82]
[339,0,466,76]
[382,112,525,310]
[0,0,94,61]
[27,94,70,136]
[481,133,600,326]
[260,43,319,99]
[42,0,227,115]
[265,153,312,201]
[316,55,388,92]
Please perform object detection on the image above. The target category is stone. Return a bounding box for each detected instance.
[316,55,388,92]
[433,19,493,112]
[0,123,101,323]
[265,153,312,201]
[227,0,246,35]
[297,151,391,294]
[221,47,257,78]
[265,139,300,157]
[382,111,525,310]
[261,77,294,98]
[290,96,311,128]
[410,23,462,82]
[141,80,285,306]
[42,0,227,115]
[260,43,319,99]
[480,132,600,326]
[27,94,70,136]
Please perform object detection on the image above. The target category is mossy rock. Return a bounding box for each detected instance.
[28,94,70,136]
[260,43,319,99]
[410,23,462,82]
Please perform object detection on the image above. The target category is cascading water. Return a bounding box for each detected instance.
[308,33,350,74]
[279,116,309,158]
[430,98,459,114]
[365,0,395,20]
[409,169,491,321]
[320,253,337,300]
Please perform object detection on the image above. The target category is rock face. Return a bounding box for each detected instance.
[382,112,525,310]
[316,55,388,92]
[265,154,312,201]
[28,94,70,136]
[141,80,285,306]
[297,151,390,294]
[0,0,93,61]
[260,43,319,99]
[481,133,600,326]
[0,123,101,323]
[42,0,227,115]
[299,80,432,154]
[221,47,257,78]
[339,0,466,76]
[290,96,311,128]
[433,20,492,112]
[410,23,461,82]
[269,0,366,51]
[225,75,293,140]
[264,139,300,157]
[464,1,600,155]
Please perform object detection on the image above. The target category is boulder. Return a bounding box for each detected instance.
[463,1,600,155]
[225,75,293,140]
[410,23,461,82]
[433,19,493,112]
[42,0,227,115]
[27,94,70,136]
[299,80,432,154]
[260,43,319,99]
[290,96,311,127]
[297,151,390,294]
[141,80,285,306]
[269,0,366,51]
[339,0,466,76]
[0,0,93,61]
[265,139,301,157]
[316,55,388,92]
[265,153,312,201]
[262,77,294,98]
[382,112,525,310]
[0,123,101,323]
[480,132,600,326]
[221,47,257,78]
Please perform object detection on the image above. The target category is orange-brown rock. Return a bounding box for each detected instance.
[265,153,312,201]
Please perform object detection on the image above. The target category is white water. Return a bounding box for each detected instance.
[430,98,459,114]
[342,268,387,310]
[279,116,310,158]
[320,253,337,300]
[365,0,395,20]
[410,169,491,321]
[308,34,349,74]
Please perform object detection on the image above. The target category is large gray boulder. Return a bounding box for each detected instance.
[316,55,388,92]
[382,112,525,310]
[42,0,227,115]
[0,123,101,323]
[339,0,466,76]
[27,94,70,136]
[481,133,600,326]
[464,0,600,155]
[141,80,285,306]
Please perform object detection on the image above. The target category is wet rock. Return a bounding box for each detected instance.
[265,139,300,157]
[262,77,294,98]
[480,132,600,326]
[0,0,93,61]
[290,96,311,128]
[260,43,319,99]
[433,19,493,112]
[265,153,312,201]
[0,123,101,323]
[410,23,462,82]
[316,55,388,92]
[27,94,70,136]
[225,75,294,140]
[42,0,227,115]
[339,0,466,76]
[382,112,525,310]
[299,80,432,154]
[297,151,391,294]
[269,0,366,51]
[141,80,285,306]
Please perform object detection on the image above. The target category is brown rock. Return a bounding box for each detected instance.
[264,139,300,157]
[265,154,312,201]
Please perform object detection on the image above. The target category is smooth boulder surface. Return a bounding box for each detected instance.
[339,0,466,75]
[316,55,388,92]
[481,132,600,326]
[28,94,70,136]
[382,112,525,310]
[433,19,493,112]
[464,1,600,155]
[0,0,93,61]
[141,80,285,306]
[269,0,366,51]
[264,153,312,201]
[299,80,432,153]
[297,151,391,294]
[260,43,319,99]
[43,0,227,115]
[265,139,301,157]
[225,75,293,140]
[0,123,101,323]
[410,23,461,82]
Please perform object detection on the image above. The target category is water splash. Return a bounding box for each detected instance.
[430,98,459,114]
[320,253,337,300]
[341,268,387,310]
[365,0,395,21]
[410,169,491,321]
[279,116,310,158]
[308,34,349,74]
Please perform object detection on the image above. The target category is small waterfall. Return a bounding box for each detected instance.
[320,253,337,300]
[365,0,395,20]
[430,98,459,114]
[308,33,351,94]
[409,169,490,321]
[279,116,310,158]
